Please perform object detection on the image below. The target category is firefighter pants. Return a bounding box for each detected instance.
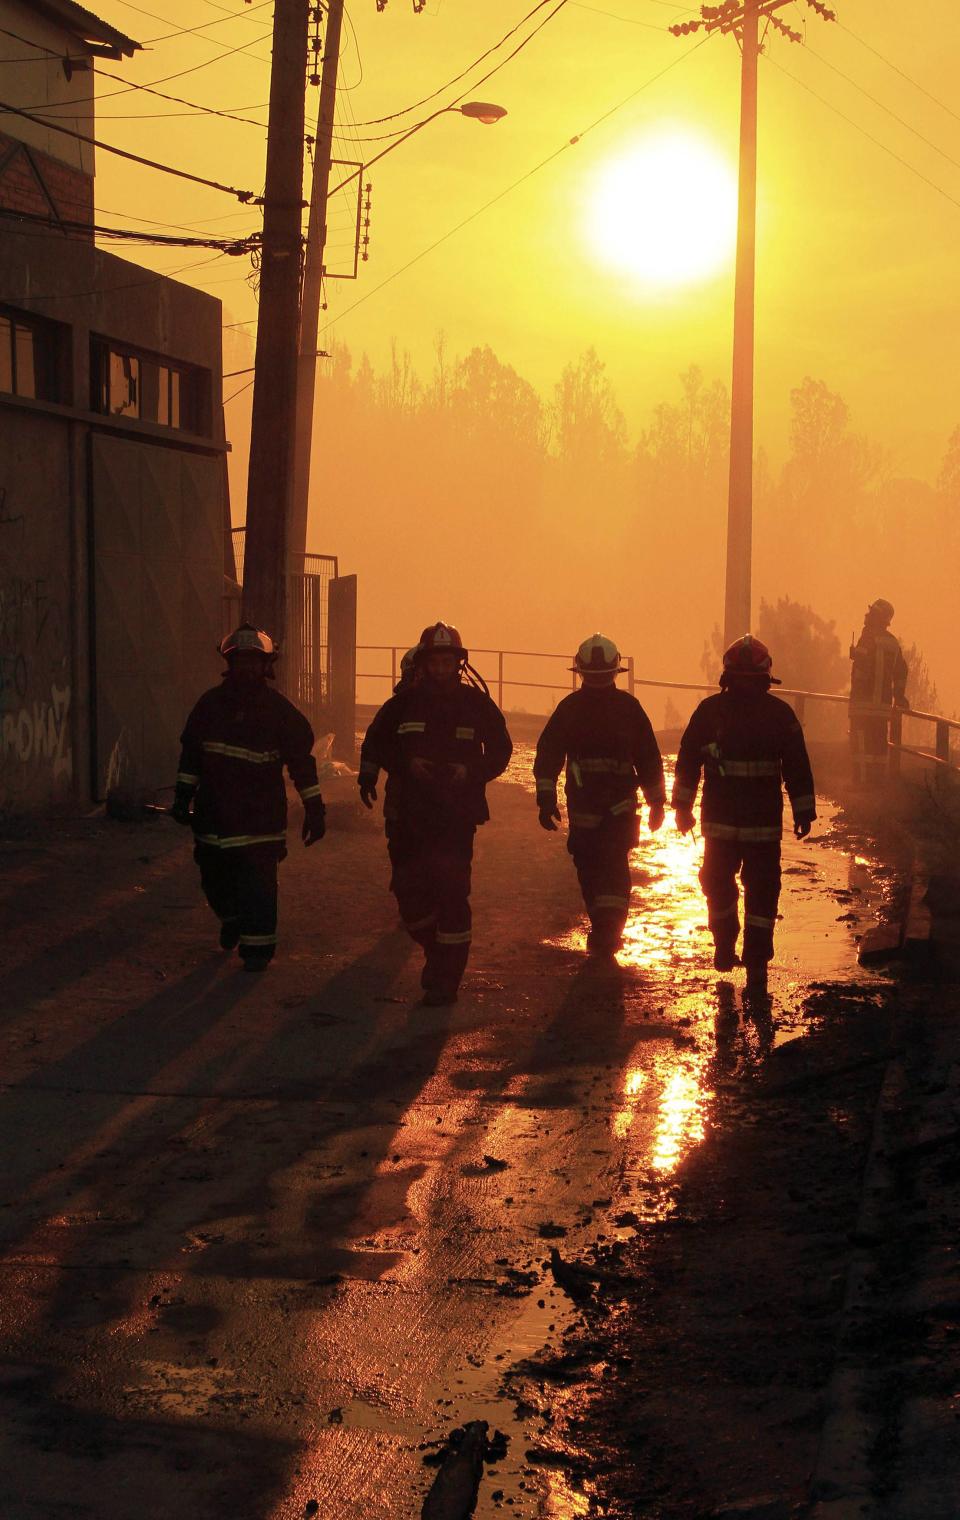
[700,838,781,966]
[195,842,279,962]
[387,821,476,995]
[569,812,638,951]
[849,709,890,786]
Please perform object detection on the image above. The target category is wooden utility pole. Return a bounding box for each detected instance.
[671,0,835,645]
[241,0,311,641]
[725,0,759,645]
[290,0,346,566]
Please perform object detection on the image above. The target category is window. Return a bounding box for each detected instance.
[91,337,207,433]
[0,309,63,401]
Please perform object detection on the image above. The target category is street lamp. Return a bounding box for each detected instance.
[458,101,508,125]
[290,98,507,568]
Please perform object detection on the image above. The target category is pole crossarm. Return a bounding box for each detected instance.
[670,0,834,39]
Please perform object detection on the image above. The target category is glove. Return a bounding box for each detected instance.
[648,802,665,832]
[170,786,194,827]
[538,804,561,832]
[675,806,695,835]
[359,781,377,810]
[302,797,326,846]
[794,813,814,840]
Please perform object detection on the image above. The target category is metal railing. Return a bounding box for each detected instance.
[356,645,960,775]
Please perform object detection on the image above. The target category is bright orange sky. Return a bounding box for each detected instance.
[87,0,958,704]
[89,0,959,467]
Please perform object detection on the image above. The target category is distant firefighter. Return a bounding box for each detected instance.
[673,636,816,994]
[849,598,908,786]
[171,624,326,970]
[533,633,665,957]
[358,622,512,1006]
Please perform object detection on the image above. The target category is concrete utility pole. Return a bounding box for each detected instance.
[726,0,759,646]
[289,0,346,567]
[671,0,835,645]
[241,0,311,641]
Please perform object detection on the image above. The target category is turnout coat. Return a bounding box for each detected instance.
[359,681,513,831]
[177,682,321,856]
[533,686,666,832]
[672,689,815,843]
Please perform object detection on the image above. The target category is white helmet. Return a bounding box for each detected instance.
[572,633,625,679]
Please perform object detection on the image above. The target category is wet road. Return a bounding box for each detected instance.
[0,759,885,1519]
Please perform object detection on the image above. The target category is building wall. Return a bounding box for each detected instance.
[0,0,95,175]
[0,229,226,813]
[0,411,75,807]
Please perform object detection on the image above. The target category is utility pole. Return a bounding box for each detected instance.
[671,0,835,645]
[726,0,759,645]
[241,0,311,641]
[289,0,345,567]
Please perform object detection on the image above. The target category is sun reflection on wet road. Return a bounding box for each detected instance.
[651,1058,712,1173]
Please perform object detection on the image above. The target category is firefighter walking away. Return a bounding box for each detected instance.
[172,625,326,970]
[672,636,816,994]
[358,622,512,1006]
[534,633,665,957]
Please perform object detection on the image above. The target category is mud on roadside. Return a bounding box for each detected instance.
[515,979,899,1519]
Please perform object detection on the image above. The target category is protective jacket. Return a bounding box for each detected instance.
[672,690,815,842]
[360,681,512,828]
[177,682,321,854]
[533,687,665,828]
[850,629,908,708]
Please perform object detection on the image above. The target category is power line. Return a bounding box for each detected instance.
[141,0,273,46]
[0,204,259,250]
[839,20,960,132]
[351,0,568,128]
[805,44,960,178]
[0,94,264,201]
[569,2,684,31]
[0,19,272,114]
[769,56,960,217]
[0,23,270,127]
[323,34,712,334]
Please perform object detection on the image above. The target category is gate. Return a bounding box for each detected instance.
[230,527,339,742]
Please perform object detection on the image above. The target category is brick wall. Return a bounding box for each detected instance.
[0,132,93,235]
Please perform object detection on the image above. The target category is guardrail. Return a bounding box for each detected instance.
[356,646,959,775]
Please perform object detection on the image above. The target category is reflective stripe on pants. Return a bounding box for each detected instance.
[387,821,476,996]
[569,812,637,949]
[699,838,782,966]
[195,842,279,961]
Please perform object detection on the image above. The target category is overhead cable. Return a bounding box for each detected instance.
[0,205,260,250]
[351,0,568,128]
[769,57,960,216]
[324,34,712,332]
[0,94,265,201]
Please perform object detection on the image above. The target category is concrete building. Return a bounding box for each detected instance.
[0,0,228,812]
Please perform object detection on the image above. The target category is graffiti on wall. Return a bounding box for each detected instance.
[0,486,72,802]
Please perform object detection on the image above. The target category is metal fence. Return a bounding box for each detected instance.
[357,645,960,776]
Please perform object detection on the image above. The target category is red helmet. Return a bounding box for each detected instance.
[220,623,278,661]
[416,622,467,661]
[721,635,779,683]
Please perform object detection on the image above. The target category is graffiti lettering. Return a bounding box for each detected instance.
[0,685,72,781]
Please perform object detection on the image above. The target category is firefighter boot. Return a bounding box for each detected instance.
[713,940,740,973]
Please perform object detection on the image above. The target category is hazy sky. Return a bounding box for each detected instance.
[79,0,957,706]
[86,0,958,470]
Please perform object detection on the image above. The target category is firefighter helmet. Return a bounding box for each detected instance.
[219,623,278,661]
[572,633,626,677]
[721,635,780,683]
[868,598,895,624]
[416,622,468,661]
[400,645,420,674]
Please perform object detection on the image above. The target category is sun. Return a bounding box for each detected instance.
[586,129,738,287]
